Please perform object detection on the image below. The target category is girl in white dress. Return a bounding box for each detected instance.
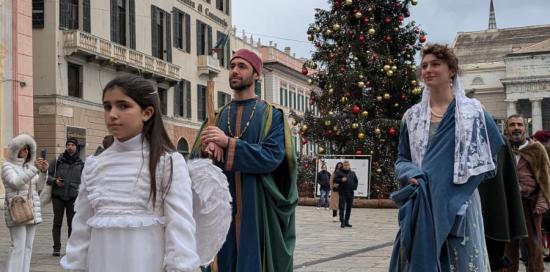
[61,75,200,272]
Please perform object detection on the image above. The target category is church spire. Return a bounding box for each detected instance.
[488,0,497,30]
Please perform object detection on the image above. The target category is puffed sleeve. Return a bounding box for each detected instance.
[163,153,200,272]
[60,163,94,271]
[1,163,39,190]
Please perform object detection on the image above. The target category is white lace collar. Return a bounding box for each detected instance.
[404,76,495,184]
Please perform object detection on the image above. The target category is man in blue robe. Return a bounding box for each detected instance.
[191,49,297,272]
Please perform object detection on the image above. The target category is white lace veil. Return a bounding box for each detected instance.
[404,76,495,184]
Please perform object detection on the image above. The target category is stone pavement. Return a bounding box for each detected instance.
[0,205,547,271]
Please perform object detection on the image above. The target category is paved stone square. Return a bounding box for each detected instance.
[0,205,547,271]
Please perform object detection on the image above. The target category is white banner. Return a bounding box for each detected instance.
[315,155,372,198]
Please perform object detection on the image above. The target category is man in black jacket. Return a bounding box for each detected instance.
[334,160,358,228]
[316,164,331,209]
[47,138,84,256]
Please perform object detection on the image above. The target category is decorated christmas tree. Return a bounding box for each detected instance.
[294,0,425,198]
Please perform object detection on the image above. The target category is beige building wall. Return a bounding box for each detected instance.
[33,0,234,158]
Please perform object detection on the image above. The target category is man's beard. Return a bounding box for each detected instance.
[508,130,525,147]
[230,77,254,91]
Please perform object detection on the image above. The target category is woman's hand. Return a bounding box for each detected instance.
[35,158,49,173]
[409,178,419,185]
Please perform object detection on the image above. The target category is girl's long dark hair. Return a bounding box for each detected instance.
[333,162,343,174]
[102,74,175,206]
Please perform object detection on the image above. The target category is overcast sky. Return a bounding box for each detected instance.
[232,0,550,59]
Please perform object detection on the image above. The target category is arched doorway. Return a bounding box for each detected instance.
[177,137,189,159]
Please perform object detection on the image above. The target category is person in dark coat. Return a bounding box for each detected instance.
[532,130,550,262]
[478,135,527,270]
[333,160,358,228]
[47,138,84,256]
[316,164,331,209]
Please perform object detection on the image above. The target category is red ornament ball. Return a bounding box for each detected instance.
[384,17,392,24]
[362,17,369,24]
[352,105,361,114]
[384,35,393,42]
[355,149,363,155]
[339,66,346,73]
[358,35,366,43]
[398,15,404,22]
[388,127,398,137]
[301,67,308,75]
[419,35,427,43]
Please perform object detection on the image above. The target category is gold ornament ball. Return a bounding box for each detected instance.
[376,96,383,101]
[411,64,417,71]
[324,120,332,126]
[301,124,308,131]
[332,24,341,31]
[358,81,365,88]
[340,96,348,103]
[368,28,376,35]
[336,130,342,135]
[362,110,369,118]
[370,150,374,155]
[314,26,321,33]
[354,12,363,19]
[291,119,297,126]
[328,111,335,116]
[411,80,417,86]
[391,65,398,71]
[333,126,338,132]
[394,102,400,107]
[307,34,314,41]
[383,93,391,100]
[308,79,314,85]
[376,168,382,173]
[383,64,391,71]
[325,29,333,36]
[351,123,359,129]
[345,0,353,5]
[375,128,381,135]
[412,87,422,95]
[318,147,325,154]
[359,74,364,79]
[328,88,334,94]
[411,0,418,5]
[358,132,366,140]
[386,70,394,77]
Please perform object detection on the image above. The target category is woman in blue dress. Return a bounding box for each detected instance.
[389,44,504,271]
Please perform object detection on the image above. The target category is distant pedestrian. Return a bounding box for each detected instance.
[2,133,49,272]
[47,138,84,256]
[333,160,358,228]
[316,164,331,210]
[93,135,114,156]
[329,162,343,222]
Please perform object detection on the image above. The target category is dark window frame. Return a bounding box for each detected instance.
[158,87,168,115]
[196,20,212,56]
[197,84,207,121]
[32,0,45,29]
[67,62,83,98]
[173,8,191,53]
[60,0,79,30]
[151,5,172,61]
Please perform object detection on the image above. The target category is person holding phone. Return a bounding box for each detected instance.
[47,138,84,257]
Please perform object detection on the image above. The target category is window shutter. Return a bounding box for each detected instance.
[83,0,90,32]
[151,6,158,57]
[129,0,136,49]
[207,25,212,56]
[172,10,179,48]
[196,21,203,55]
[166,11,172,62]
[185,14,191,53]
[111,0,117,42]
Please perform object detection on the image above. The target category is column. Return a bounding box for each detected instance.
[531,98,543,132]
[505,99,517,117]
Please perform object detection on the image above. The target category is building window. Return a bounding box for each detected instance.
[280,87,284,105]
[83,0,91,32]
[197,85,207,121]
[151,5,171,61]
[32,0,45,29]
[216,0,230,15]
[196,20,212,56]
[177,138,189,159]
[175,80,192,118]
[173,8,191,53]
[111,0,135,48]
[67,63,82,98]
[60,0,79,30]
[217,92,231,108]
[215,31,230,68]
[298,94,303,112]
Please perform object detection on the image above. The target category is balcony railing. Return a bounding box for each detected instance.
[197,55,221,77]
[63,30,181,82]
